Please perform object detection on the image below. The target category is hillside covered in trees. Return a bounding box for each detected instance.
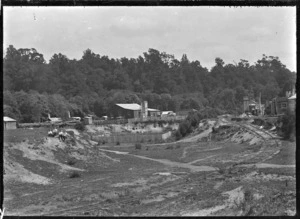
[3,45,296,123]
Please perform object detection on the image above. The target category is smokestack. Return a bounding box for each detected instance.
[144,101,148,118]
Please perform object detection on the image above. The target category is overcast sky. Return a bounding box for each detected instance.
[3,6,296,72]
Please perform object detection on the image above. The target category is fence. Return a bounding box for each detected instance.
[18,121,79,129]
[93,119,128,126]
[128,116,187,124]
[92,131,172,144]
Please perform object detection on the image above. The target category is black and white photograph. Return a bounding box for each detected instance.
[3,6,296,216]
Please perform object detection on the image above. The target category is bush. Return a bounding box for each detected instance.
[116,141,120,145]
[279,110,295,140]
[67,158,76,166]
[135,143,142,150]
[166,145,173,150]
[69,171,81,178]
[175,130,182,140]
[66,130,74,137]
[74,122,86,131]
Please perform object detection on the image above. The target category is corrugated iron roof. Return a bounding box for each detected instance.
[116,103,141,111]
[161,111,174,115]
[49,117,62,122]
[148,108,160,112]
[116,104,160,112]
[288,94,296,100]
[4,116,16,122]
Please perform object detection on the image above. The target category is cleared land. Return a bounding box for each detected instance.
[3,118,296,216]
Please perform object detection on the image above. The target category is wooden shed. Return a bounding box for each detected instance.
[84,116,93,125]
[4,116,17,130]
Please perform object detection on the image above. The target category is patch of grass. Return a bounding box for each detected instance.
[67,158,77,166]
[135,143,142,150]
[166,145,174,150]
[66,130,74,137]
[69,171,81,178]
[74,122,86,131]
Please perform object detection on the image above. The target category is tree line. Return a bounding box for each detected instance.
[3,45,296,123]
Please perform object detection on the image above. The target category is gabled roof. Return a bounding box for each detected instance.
[148,108,160,112]
[116,103,141,111]
[48,117,62,122]
[116,103,160,112]
[161,111,174,115]
[4,116,16,122]
[249,100,258,105]
[288,94,296,100]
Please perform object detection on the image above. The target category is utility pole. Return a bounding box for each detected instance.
[259,92,261,116]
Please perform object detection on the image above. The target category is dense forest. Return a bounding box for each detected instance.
[3,45,296,123]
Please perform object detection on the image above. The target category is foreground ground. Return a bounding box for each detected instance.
[3,118,296,216]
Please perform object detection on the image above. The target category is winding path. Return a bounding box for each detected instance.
[98,148,218,173]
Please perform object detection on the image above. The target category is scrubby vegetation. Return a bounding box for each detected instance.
[74,122,86,132]
[3,46,296,123]
[67,158,77,166]
[278,110,295,141]
[69,171,81,178]
[175,107,223,140]
[135,143,142,150]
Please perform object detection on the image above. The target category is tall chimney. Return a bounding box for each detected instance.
[144,101,148,119]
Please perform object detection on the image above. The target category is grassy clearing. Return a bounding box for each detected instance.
[263,141,295,165]
[69,171,81,178]
[4,128,49,143]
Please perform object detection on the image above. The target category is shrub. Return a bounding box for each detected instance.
[102,140,106,145]
[175,130,182,140]
[135,143,142,150]
[279,110,295,140]
[66,130,74,137]
[116,141,120,145]
[166,145,173,150]
[74,122,86,131]
[69,171,81,178]
[67,158,76,166]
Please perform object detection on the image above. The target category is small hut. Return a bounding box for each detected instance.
[4,116,17,130]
